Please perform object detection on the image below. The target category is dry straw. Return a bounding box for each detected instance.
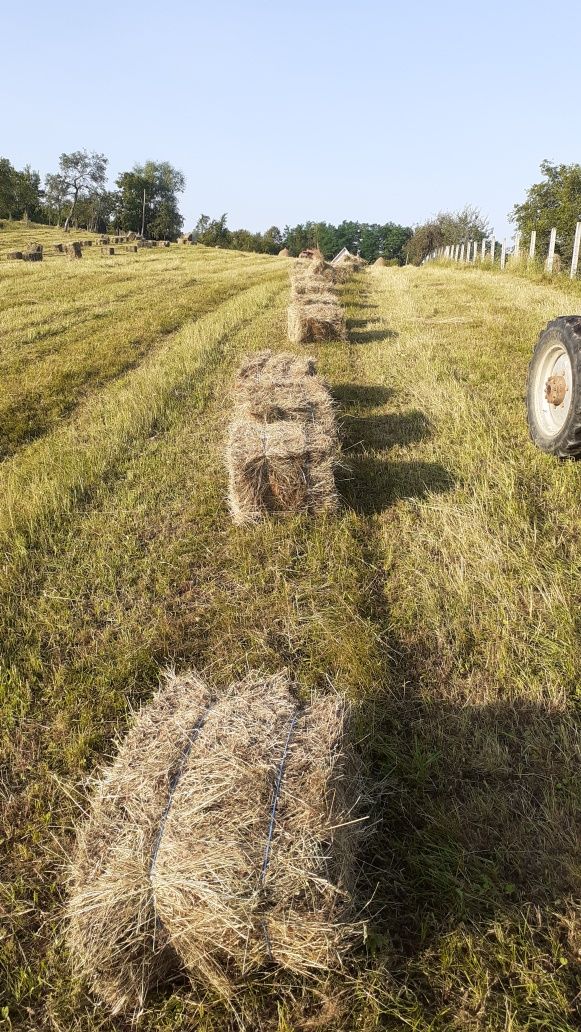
[66,670,213,1014]
[287,256,347,342]
[226,350,339,523]
[287,299,346,344]
[67,671,364,1015]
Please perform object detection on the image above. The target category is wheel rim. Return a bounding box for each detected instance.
[532,339,573,436]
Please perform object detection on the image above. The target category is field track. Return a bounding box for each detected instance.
[1,242,580,1031]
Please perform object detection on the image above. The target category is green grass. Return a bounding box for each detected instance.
[0,236,580,1031]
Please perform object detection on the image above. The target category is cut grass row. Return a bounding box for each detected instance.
[0,255,579,1031]
[0,231,280,456]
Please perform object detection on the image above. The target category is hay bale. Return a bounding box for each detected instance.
[102,247,115,255]
[67,671,213,1015]
[65,242,83,259]
[287,299,346,344]
[67,671,362,1013]
[22,243,43,262]
[153,675,359,996]
[227,350,339,522]
[53,243,64,253]
[227,420,337,522]
[7,250,23,260]
[128,245,138,253]
[278,247,290,257]
[373,256,386,267]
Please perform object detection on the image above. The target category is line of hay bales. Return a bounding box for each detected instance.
[67,671,365,1016]
[66,241,372,1024]
[287,251,352,344]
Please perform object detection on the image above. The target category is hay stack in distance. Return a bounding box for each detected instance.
[278,246,290,257]
[66,242,82,259]
[67,670,362,1014]
[227,350,339,523]
[373,256,386,267]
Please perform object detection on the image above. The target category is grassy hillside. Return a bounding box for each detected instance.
[1,249,579,1031]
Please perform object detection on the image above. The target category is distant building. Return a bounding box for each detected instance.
[330,246,352,265]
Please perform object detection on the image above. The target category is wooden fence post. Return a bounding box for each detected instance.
[571,222,581,278]
[529,231,536,260]
[500,240,506,269]
[514,231,521,258]
[460,242,465,261]
[546,227,557,272]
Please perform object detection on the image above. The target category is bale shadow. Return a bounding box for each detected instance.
[332,384,395,408]
[359,686,580,966]
[339,457,455,514]
[342,411,434,452]
[348,317,382,329]
[350,327,399,345]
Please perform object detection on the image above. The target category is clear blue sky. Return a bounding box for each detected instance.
[2,0,580,240]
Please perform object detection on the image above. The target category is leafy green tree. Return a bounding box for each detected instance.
[511,160,581,262]
[13,166,43,220]
[0,158,17,218]
[44,173,69,225]
[115,161,185,239]
[56,150,108,231]
[407,206,491,265]
[0,159,44,220]
[194,212,231,247]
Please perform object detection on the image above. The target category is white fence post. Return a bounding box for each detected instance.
[546,227,557,272]
[529,231,536,260]
[481,238,486,261]
[460,242,465,261]
[570,222,581,278]
[514,231,521,258]
[490,237,496,263]
[500,240,506,269]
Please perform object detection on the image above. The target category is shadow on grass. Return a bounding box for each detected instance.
[350,326,399,345]
[340,457,454,513]
[342,411,434,452]
[360,687,580,962]
[332,384,395,408]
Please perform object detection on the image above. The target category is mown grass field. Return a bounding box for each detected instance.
[1,225,580,1032]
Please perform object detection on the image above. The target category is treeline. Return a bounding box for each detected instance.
[192,214,412,263]
[0,151,185,240]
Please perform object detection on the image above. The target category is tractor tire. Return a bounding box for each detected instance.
[527,316,581,457]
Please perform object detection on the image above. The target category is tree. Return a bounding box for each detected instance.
[56,150,108,231]
[406,206,491,265]
[0,158,17,218]
[194,212,231,247]
[13,165,43,221]
[511,160,581,263]
[115,161,185,240]
[0,159,44,221]
[44,173,69,225]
